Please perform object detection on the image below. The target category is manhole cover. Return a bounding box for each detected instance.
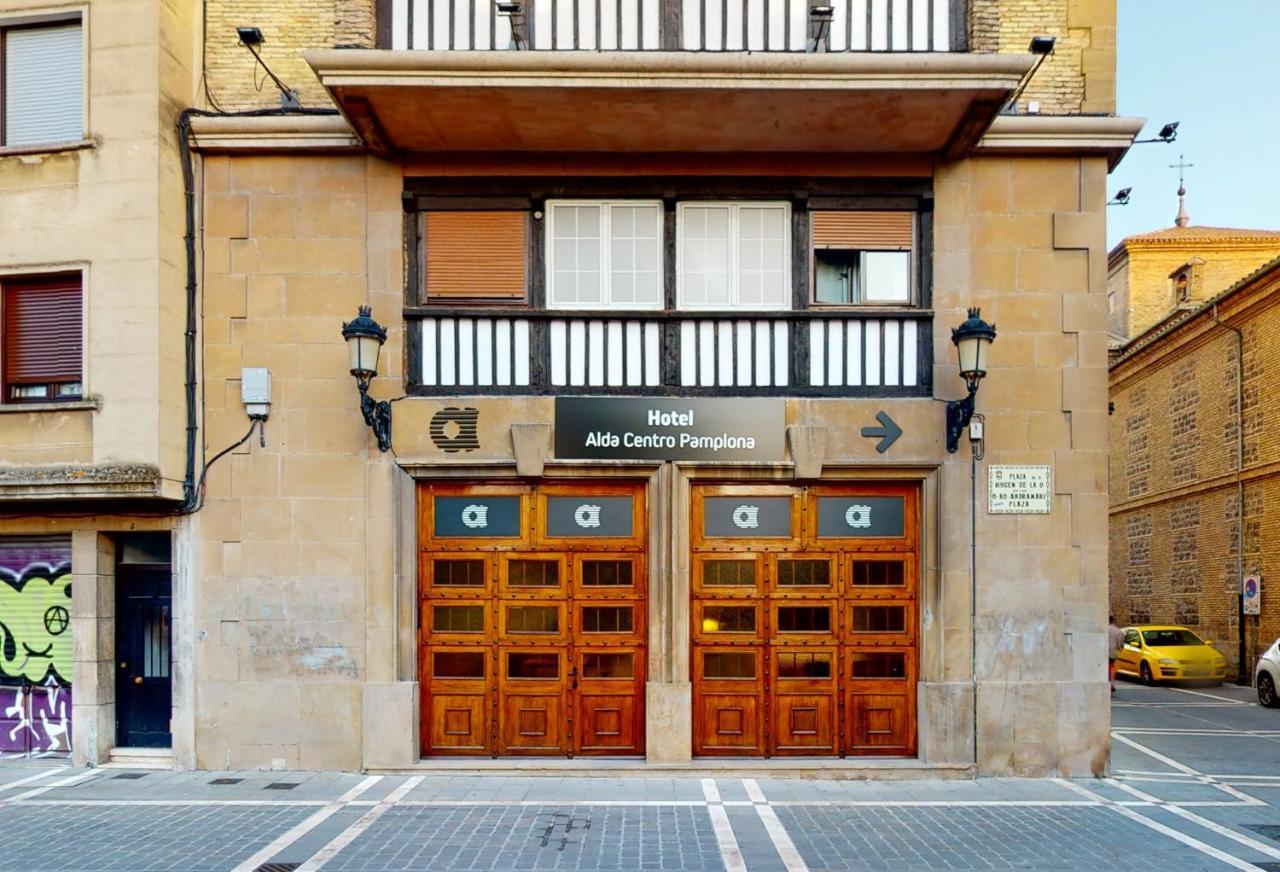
[264,782,300,791]
[210,778,244,785]
[253,864,300,872]
[112,773,147,780]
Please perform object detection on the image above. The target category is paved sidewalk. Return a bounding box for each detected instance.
[1,683,1278,871]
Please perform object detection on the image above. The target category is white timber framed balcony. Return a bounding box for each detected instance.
[381,0,966,52]
[405,309,930,397]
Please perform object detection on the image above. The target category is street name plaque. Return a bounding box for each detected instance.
[987,465,1052,514]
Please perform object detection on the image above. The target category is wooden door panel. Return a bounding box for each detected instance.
[577,694,640,753]
[501,693,566,754]
[426,693,489,754]
[697,693,763,754]
[846,692,912,755]
[773,692,837,755]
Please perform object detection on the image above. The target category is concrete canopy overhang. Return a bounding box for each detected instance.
[305,50,1036,158]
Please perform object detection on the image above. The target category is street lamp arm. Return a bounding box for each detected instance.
[945,385,977,454]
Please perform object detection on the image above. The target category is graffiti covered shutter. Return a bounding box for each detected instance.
[0,535,73,758]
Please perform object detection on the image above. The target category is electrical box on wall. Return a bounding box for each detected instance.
[241,368,271,419]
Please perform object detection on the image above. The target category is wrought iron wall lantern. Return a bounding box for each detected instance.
[341,306,392,453]
[945,308,997,453]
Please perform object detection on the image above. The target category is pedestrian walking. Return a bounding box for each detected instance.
[1109,616,1125,693]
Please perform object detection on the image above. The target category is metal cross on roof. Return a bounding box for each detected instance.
[1170,155,1194,190]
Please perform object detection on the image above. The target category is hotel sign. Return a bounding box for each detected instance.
[987,465,1052,514]
[554,398,785,462]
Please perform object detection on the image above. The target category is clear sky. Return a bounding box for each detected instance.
[1107,0,1280,247]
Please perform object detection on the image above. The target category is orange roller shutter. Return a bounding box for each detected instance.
[812,212,913,250]
[426,211,527,300]
[3,274,82,385]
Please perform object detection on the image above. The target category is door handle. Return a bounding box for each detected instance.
[569,666,578,690]
[133,676,143,685]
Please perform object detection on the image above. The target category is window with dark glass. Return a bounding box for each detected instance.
[812,211,914,306]
[2,273,82,402]
[505,606,559,634]
[508,559,559,587]
[703,651,756,679]
[777,560,830,587]
[581,606,633,634]
[850,651,907,678]
[433,559,485,587]
[852,605,906,633]
[777,606,832,633]
[776,652,832,679]
[432,605,485,633]
[583,652,634,679]
[507,652,559,679]
[702,560,756,587]
[701,605,755,634]
[581,560,632,587]
[433,651,485,678]
[851,560,905,587]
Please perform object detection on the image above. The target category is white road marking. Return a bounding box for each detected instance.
[296,776,423,872]
[702,779,746,872]
[743,779,809,872]
[1164,687,1251,704]
[23,799,332,807]
[1056,780,1267,872]
[1115,769,1196,778]
[1112,732,1204,777]
[1105,778,1280,861]
[0,768,67,792]
[229,775,383,872]
[1116,728,1280,736]
[1113,732,1267,806]
[1115,703,1252,708]
[1,769,103,803]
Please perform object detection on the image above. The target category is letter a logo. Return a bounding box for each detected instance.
[845,504,872,529]
[461,504,489,529]
[732,505,760,529]
[574,504,602,528]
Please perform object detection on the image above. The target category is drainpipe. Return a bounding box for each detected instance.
[1211,303,1246,685]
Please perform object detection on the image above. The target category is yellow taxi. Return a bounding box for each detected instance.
[1115,625,1228,685]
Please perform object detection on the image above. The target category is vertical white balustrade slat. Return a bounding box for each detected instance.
[534,0,554,47]
[458,318,475,385]
[792,0,809,50]
[643,0,661,47]
[883,319,900,386]
[746,0,764,50]
[870,0,888,49]
[556,0,573,47]
[808,321,825,386]
[413,0,432,47]
[846,319,863,386]
[393,0,410,48]
[494,10,513,49]
[754,320,771,387]
[726,0,744,50]
[439,318,457,385]
[680,321,697,386]
[432,0,451,48]
[851,0,868,48]
[701,325,715,388]
[514,321,531,385]
[829,0,847,50]
[902,320,918,386]
[828,320,845,387]
[421,319,438,386]
[910,0,928,49]
[599,0,618,49]
[580,0,598,48]
[625,322,643,386]
[475,319,494,386]
[934,0,950,50]
[453,0,470,48]
[891,0,908,48]
[735,320,753,386]
[864,319,881,386]
[586,320,605,385]
[495,319,512,386]
[569,320,588,386]
[550,320,568,385]
[774,321,789,386]
[476,0,493,48]
[715,321,733,386]
[606,321,624,386]
[644,322,661,386]
[681,0,701,48]
[621,0,639,47]
[707,0,725,49]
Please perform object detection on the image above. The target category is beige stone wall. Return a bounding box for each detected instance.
[193,153,401,769]
[1119,240,1280,339]
[0,0,195,492]
[931,154,1111,775]
[1110,282,1280,675]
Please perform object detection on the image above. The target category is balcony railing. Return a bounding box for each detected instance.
[388,0,960,52]
[405,308,931,396]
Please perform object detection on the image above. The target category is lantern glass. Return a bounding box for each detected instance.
[348,333,383,377]
[956,334,987,378]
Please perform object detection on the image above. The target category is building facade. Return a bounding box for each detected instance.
[0,0,1135,775]
[1110,254,1280,680]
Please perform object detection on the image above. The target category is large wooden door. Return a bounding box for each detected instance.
[419,482,646,758]
[691,483,918,757]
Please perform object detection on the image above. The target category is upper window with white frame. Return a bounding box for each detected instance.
[0,15,83,148]
[811,211,915,306]
[546,200,663,310]
[677,202,789,311]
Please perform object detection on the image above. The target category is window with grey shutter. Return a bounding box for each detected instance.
[2,20,83,147]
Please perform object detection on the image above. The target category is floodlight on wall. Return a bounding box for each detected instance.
[1002,36,1056,114]
[341,306,392,453]
[235,25,302,109]
[1135,121,1179,144]
[809,4,835,52]
[497,2,528,50]
[1108,187,1132,206]
[945,309,997,454]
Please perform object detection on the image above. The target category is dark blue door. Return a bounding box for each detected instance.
[116,568,172,748]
